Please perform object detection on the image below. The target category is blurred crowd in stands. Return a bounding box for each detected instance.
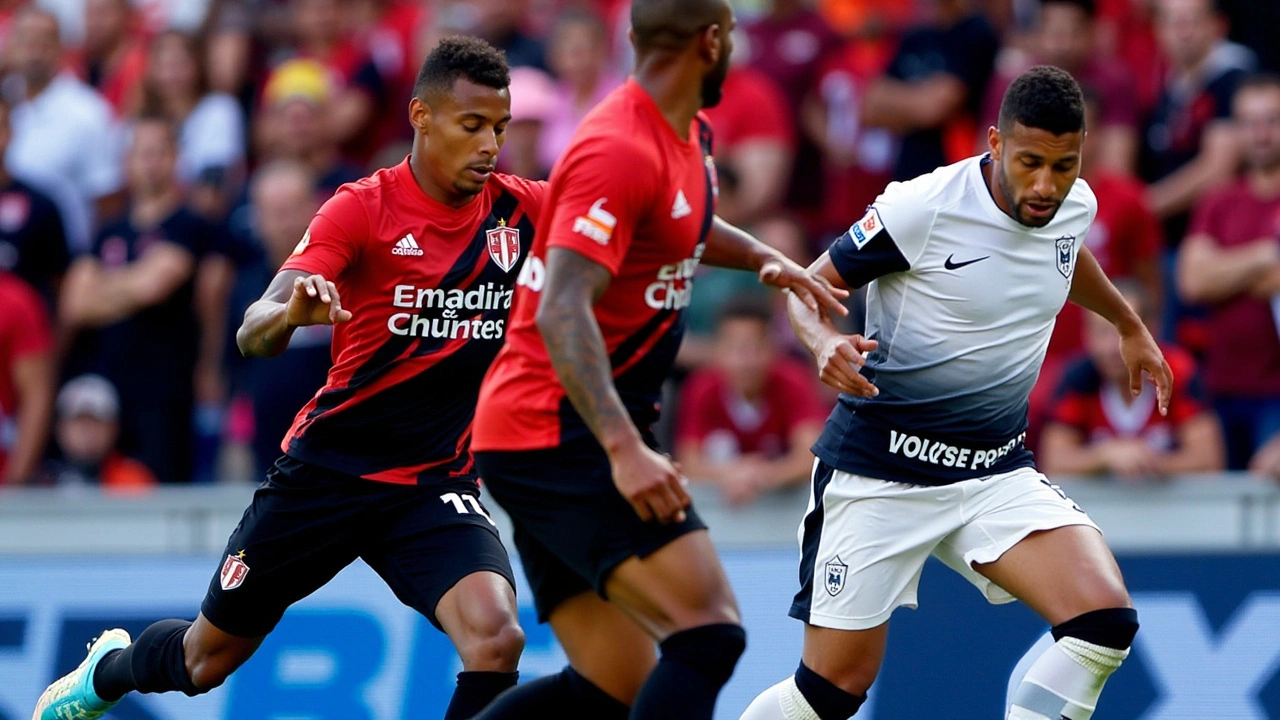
[1,0,1278,501]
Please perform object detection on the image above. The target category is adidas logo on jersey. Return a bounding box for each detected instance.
[392,233,424,257]
[671,190,692,219]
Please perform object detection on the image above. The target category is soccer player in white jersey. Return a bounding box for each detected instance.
[740,66,1173,720]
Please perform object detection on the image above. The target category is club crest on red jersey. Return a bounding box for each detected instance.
[220,550,250,591]
[487,219,520,273]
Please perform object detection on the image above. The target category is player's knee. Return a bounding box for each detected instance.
[184,652,235,692]
[1052,606,1140,651]
[456,612,526,671]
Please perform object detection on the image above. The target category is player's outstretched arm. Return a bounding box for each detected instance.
[1068,245,1173,415]
[704,217,850,317]
[785,252,879,398]
[536,247,691,524]
[236,270,351,358]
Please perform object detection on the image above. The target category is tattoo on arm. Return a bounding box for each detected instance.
[536,247,639,452]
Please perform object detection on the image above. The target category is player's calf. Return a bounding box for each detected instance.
[1006,607,1139,720]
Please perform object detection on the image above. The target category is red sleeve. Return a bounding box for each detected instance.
[675,371,720,444]
[2,279,52,360]
[279,188,369,279]
[1187,189,1227,241]
[544,137,658,276]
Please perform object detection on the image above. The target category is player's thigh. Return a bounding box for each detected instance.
[549,590,658,705]
[801,622,890,697]
[603,529,740,640]
[938,468,1130,624]
[791,461,959,634]
[362,481,516,634]
[200,456,365,639]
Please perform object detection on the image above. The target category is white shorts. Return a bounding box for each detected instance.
[789,460,1100,631]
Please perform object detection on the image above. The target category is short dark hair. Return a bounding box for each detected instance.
[1041,0,1096,19]
[1234,72,1280,99]
[716,296,773,330]
[413,36,510,104]
[998,66,1086,135]
[631,0,727,52]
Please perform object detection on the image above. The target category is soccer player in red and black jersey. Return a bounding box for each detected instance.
[35,38,541,720]
[470,2,848,719]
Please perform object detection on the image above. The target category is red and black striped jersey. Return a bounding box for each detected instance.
[473,80,717,451]
[279,158,545,484]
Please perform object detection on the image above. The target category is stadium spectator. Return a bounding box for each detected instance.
[74,0,148,114]
[279,0,389,164]
[675,299,828,507]
[254,58,364,199]
[226,160,329,478]
[981,0,1140,174]
[139,30,246,218]
[39,374,158,490]
[458,0,546,71]
[0,269,53,485]
[536,8,622,177]
[1176,73,1280,471]
[60,116,219,484]
[0,95,69,308]
[3,7,124,252]
[1040,281,1223,480]
[702,59,795,228]
[744,0,842,215]
[1141,0,1253,232]
[862,0,1000,181]
[801,34,896,240]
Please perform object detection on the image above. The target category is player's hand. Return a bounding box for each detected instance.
[814,333,879,397]
[610,441,691,524]
[759,257,850,317]
[1100,439,1162,481]
[1118,323,1172,415]
[286,274,353,327]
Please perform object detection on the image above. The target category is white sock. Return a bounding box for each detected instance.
[740,676,822,720]
[1006,637,1129,720]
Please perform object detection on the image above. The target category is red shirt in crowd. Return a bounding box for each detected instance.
[1049,346,1206,452]
[0,271,51,480]
[474,80,717,452]
[280,159,545,483]
[1186,180,1280,398]
[675,358,828,461]
[701,66,795,156]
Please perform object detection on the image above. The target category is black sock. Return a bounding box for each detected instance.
[473,666,628,719]
[630,623,746,720]
[795,661,866,720]
[92,619,200,701]
[443,670,519,719]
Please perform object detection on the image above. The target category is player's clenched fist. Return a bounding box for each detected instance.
[816,334,879,397]
[286,274,353,327]
[610,440,691,524]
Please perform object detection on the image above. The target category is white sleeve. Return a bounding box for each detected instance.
[861,178,935,266]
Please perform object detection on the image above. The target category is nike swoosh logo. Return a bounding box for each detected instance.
[944,254,990,270]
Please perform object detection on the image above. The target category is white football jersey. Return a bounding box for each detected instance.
[813,154,1097,484]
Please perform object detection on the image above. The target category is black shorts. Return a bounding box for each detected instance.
[201,455,513,638]
[475,438,706,623]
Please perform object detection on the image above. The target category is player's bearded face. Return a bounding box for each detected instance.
[995,124,1083,228]
[419,81,512,201]
[700,20,734,108]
